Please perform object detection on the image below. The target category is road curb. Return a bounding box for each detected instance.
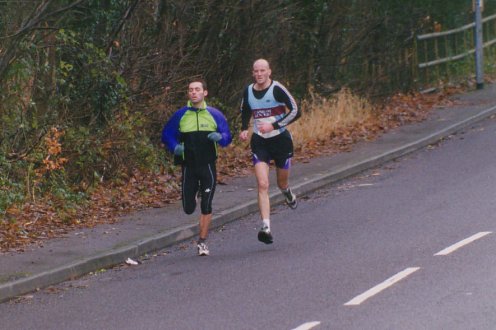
[2,103,496,303]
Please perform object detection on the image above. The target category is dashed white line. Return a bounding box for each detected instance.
[292,321,321,330]
[434,231,492,256]
[344,267,420,306]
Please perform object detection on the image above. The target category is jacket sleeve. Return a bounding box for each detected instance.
[208,107,233,147]
[161,109,185,153]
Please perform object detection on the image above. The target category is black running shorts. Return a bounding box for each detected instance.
[250,130,294,169]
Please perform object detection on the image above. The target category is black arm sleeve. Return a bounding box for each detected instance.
[240,87,252,131]
[272,85,301,129]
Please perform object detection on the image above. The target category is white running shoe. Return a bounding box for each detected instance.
[197,242,209,256]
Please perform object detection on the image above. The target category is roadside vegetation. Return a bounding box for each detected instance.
[0,85,464,252]
[1,1,495,251]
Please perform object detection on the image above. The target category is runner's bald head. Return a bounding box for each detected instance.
[253,58,270,70]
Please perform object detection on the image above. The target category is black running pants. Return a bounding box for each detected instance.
[181,163,216,215]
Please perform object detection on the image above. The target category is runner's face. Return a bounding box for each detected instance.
[188,82,207,106]
[252,62,271,87]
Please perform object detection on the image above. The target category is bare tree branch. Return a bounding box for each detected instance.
[0,0,87,79]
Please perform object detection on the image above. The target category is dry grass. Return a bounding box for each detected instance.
[291,88,376,147]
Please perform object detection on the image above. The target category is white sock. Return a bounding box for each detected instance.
[262,219,270,230]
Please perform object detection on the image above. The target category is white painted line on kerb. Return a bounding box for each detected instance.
[434,231,492,256]
[344,267,420,306]
[292,321,321,330]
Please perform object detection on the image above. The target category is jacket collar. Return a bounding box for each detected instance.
[187,100,207,111]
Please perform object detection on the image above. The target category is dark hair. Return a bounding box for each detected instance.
[188,78,207,90]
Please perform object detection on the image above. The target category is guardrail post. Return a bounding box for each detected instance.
[475,0,484,89]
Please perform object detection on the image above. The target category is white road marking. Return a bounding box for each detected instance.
[292,321,321,330]
[434,231,492,256]
[344,267,420,306]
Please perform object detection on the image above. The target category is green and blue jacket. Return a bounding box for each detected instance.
[162,101,232,166]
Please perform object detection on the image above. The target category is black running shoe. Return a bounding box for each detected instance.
[258,226,273,244]
[283,188,297,209]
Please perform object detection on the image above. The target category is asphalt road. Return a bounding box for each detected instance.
[2,117,496,329]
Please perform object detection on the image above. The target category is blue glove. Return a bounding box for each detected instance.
[174,144,184,156]
[207,132,222,142]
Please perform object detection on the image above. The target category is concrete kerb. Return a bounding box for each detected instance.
[2,103,496,303]
[0,223,196,303]
[0,244,135,303]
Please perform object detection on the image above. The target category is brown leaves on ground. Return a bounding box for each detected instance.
[0,87,462,252]
[0,172,182,252]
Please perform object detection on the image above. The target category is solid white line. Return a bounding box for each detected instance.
[292,321,321,330]
[434,231,492,256]
[344,267,420,306]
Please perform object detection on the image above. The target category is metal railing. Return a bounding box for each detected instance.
[416,13,496,86]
